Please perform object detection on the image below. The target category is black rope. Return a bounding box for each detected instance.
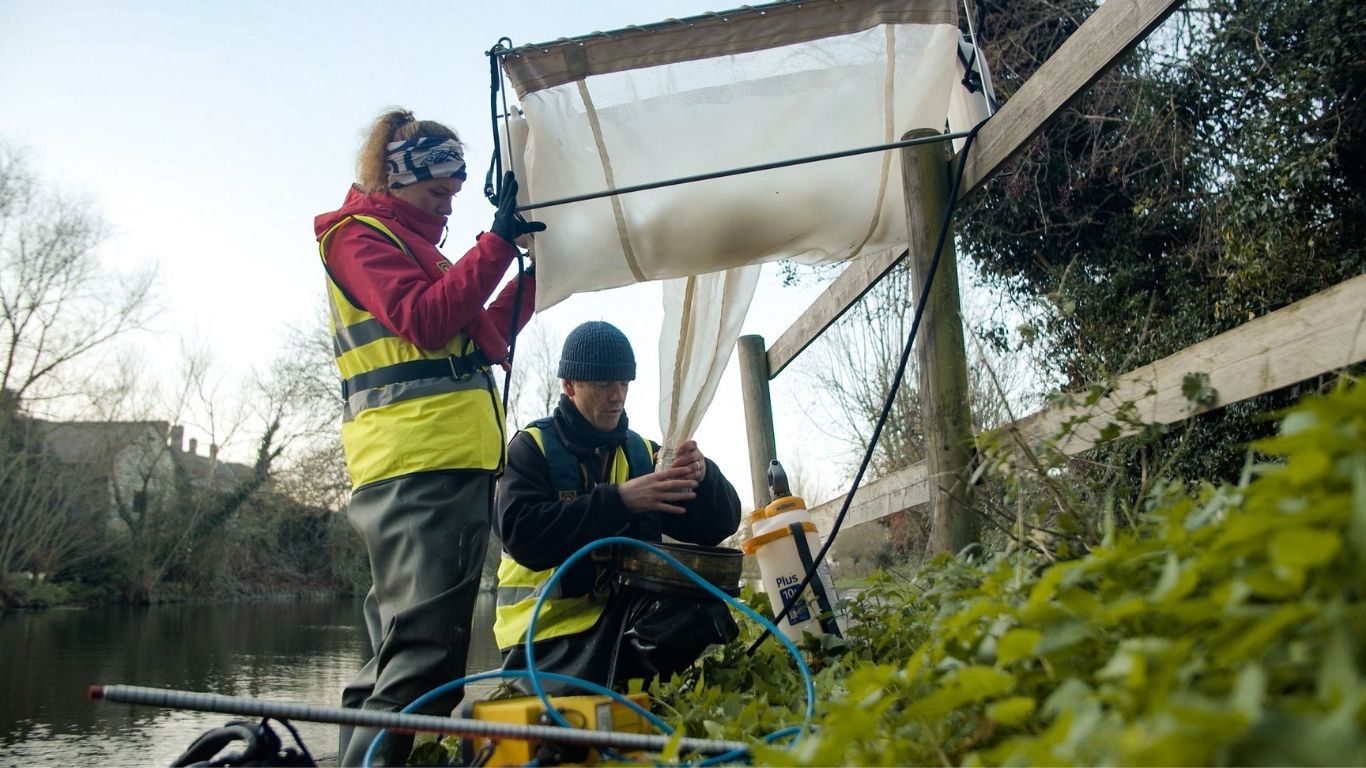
[959,41,983,94]
[486,38,527,417]
[484,38,512,205]
[746,119,986,656]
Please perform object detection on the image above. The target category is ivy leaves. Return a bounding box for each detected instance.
[658,382,1366,766]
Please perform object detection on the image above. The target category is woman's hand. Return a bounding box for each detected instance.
[491,171,546,244]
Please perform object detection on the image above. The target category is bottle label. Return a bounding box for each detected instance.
[777,578,812,624]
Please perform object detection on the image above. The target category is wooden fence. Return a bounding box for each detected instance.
[804,274,1366,536]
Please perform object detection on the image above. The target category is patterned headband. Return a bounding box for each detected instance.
[385,136,467,188]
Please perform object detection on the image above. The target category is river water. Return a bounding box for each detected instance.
[0,593,503,767]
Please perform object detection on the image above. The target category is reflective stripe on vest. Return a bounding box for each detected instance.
[318,214,505,488]
[492,422,655,650]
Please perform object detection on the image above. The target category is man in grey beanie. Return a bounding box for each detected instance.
[491,320,742,691]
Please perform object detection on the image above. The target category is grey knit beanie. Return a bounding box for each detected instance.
[558,321,636,381]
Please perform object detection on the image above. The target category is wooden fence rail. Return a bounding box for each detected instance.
[807,274,1366,537]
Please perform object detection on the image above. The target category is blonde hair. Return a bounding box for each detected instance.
[356,109,462,193]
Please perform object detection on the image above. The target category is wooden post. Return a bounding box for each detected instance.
[737,334,778,509]
[901,129,977,555]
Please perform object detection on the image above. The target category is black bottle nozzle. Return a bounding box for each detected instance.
[767,459,790,499]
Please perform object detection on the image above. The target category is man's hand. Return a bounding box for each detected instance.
[619,464,697,515]
[668,440,707,483]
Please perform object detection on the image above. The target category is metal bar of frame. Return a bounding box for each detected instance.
[514,130,971,213]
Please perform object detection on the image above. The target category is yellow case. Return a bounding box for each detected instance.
[460,692,652,766]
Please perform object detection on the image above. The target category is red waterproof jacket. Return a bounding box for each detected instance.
[313,186,534,361]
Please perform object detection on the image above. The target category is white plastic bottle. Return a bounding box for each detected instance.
[741,487,845,643]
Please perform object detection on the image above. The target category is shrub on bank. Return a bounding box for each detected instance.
[659,381,1365,766]
[0,576,75,608]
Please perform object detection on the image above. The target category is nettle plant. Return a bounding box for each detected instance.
[657,379,1365,766]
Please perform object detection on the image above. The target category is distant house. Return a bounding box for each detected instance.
[35,421,257,529]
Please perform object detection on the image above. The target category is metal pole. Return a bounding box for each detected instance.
[737,334,778,509]
[516,130,971,213]
[91,685,748,755]
[900,129,978,555]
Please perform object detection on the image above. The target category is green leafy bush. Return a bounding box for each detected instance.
[659,381,1365,765]
[0,576,74,608]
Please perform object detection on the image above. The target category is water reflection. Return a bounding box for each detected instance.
[0,592,502,767]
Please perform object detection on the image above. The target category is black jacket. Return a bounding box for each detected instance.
[493,403,742,578]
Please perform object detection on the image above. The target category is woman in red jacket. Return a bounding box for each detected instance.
[314,108,543,766]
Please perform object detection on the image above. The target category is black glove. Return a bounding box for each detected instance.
[490,171,546,244]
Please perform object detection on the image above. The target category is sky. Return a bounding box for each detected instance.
[0,0,851,511]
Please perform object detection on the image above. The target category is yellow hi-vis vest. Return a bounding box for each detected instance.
[318,215,506,489]
[492,423,655,650]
